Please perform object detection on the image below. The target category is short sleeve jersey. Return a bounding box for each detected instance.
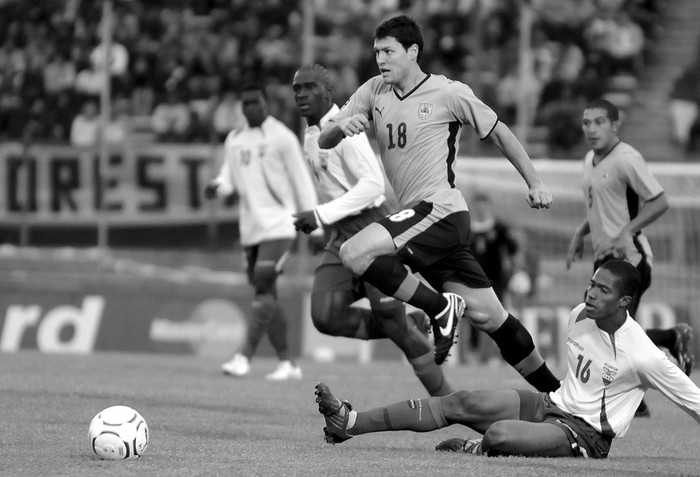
[330,74,498,209]
[582,141,664,263]
[550,304,700,438]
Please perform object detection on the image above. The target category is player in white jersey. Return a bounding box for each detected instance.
[314,260,700,458]
[291,64,453,397]
[204,83,317,380]
[318,15,560,393]
[566,99,694,415]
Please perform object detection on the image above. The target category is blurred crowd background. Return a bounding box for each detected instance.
[0,0,699,159]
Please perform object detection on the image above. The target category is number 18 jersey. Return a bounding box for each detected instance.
[330,74,498,210]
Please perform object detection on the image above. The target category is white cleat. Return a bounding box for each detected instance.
[265,360,303,381]
[221,353,250,377]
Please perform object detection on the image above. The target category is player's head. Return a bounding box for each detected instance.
[582,98,620,153]
[240,82,268,128]
[292,64,334,125]
[585,259,640,321]
[374,15,423,85]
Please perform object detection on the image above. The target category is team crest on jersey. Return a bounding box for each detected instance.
[602,362,618,386]
[418,103,433,120]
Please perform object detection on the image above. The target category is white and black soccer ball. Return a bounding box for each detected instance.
[88,405,149,460]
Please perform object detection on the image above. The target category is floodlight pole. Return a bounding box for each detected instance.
[97,0,113,250]
[516,0,534,147]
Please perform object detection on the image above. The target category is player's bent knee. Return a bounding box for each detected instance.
[252,264,278,294]
[465,309,493,329]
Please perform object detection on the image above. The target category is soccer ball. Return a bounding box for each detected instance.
[88,405,149,460]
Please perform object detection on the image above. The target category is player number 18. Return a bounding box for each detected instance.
[387,122,407,149]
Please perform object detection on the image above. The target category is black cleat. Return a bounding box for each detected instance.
[315,382,353,444]
[431,293,465,365]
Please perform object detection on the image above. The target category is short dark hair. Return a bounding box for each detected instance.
[241,82,267,99]
[586,98,619,122]
[295,64,333,94]
[375,15,423,63]
[599,259,641,298]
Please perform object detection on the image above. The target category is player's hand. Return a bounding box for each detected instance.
[293,209,319,234]
[526,182,553,209]
[566,234,585,270]
[338,114,370,137]
[308,233,326,255]
[204,182,219,200]
[599,231,632,261]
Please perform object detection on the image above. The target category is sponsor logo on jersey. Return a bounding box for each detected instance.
[418,103,433,120]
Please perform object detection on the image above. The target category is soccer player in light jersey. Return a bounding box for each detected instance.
[566,99,694,414]
[314,260,700,458]
[318,15,560,392]
[205,83,318,380]
[292,64,453,397]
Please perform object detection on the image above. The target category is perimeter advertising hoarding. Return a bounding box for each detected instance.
[0,271,307,359]
[0,143,235,225]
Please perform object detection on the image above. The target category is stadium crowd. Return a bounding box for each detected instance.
[0,0,664,157]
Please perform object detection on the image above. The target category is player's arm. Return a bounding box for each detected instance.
[636,348,700,425]
[604,192,668,260]
[281,133,318,212]
[566,220,590,269]
[319,81,373,149]
[204,140,236,199]
[318,114,371,149]
[486,121,552,209]
[315,135,384,225]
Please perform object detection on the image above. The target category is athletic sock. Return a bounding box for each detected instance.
[241,295,274,356]
[351,397,447,435]
[409,351,454,397]
[266,300,290,362]
[489,314,560,392]
[360,256,446,317]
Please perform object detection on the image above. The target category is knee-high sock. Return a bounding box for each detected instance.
[241,294,275,358]
[489,314,560,392]
[361,256,446,318]
[409,352,454,397]
[266,299,290,361]
[350,397,447,435]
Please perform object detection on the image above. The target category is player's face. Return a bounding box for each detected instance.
[584,268,627,322]
[292,70,330,124]
[582,107,619,153]
[374,36,415,85]
[241,90,268,128]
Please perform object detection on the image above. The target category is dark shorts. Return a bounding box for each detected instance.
[517,389,612,459]
[378,201,492,290]
[313,206,390,295]
[243,239,294,284]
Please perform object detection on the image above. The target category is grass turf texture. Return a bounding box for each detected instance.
[1,351,698,477]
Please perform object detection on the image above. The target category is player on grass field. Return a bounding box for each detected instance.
[567,99,694,415]
[291,63,453,397]
[315,260,700,458]
[205,82,317,380]
[318,15,560,393]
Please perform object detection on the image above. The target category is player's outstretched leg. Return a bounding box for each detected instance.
[670,323,694,376]
[315,382,353,444]
[431,292,466,365]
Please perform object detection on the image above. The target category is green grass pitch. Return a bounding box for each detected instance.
[1,351,698,477]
